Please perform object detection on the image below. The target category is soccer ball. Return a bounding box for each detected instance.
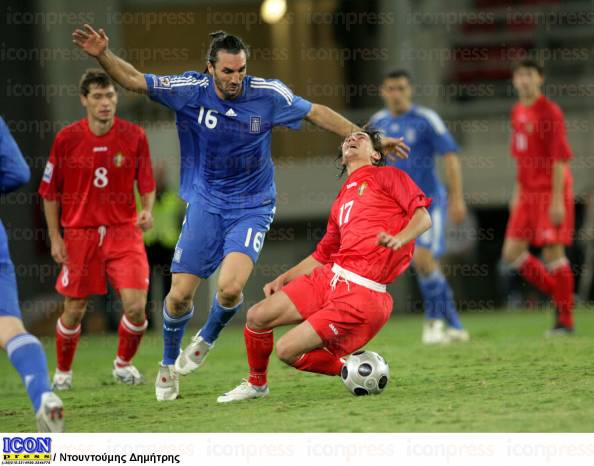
[340,350,390,396]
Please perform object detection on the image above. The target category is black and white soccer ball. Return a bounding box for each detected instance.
[341,350,390,396]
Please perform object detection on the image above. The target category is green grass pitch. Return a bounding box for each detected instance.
[2,309,594,432]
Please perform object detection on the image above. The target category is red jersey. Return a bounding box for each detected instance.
[312,165,431,284]
[510,95,572,193]
[39,117,156,228]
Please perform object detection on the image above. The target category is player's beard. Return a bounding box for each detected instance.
[215,76,242,100]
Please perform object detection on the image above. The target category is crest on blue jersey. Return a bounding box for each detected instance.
[405,128,417,144]
[250,116,262,134]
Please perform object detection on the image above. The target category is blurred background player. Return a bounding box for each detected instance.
[501,59,575,335]
[218,130,431,403]
[0,116,64,432]
[369,70,469,344]
[71,25,409,401]
[38,69,156,389]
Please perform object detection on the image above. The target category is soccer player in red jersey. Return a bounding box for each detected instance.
[217,129,432,402]
[502,59,575,335]
[38,69,157,388]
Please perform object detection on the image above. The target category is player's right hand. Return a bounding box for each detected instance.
[263,275,287,298]
[73,24,109,57]
[50,236,68,264]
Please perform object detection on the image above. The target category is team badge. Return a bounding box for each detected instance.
[113,153,125,167]
[525,123,534,134]
[42,161,54,183]
[158,76,171,88]
[405,127,416,144]
[250,116,262,134]
[358,182,367,196]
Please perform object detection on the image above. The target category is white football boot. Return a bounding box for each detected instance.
[217,379,269,404]
[52,369,72,391]
[36,392,65,433]
[155,363,179,401]
[422,319,446,345]
[112,360,144,385]
[444,327,470,343]
[175,333,213,376]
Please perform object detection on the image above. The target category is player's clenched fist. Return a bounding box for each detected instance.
[50,235,68,264]
[263,275,288,297]
[137,210,154,231]
[381,136,410,161]
[377,232,403,251]
[73,24,109,57]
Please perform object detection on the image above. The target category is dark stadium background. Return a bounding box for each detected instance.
[1,0,593,336]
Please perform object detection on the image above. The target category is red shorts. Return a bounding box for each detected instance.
[56,223,149,298]
[282,264,393,357]
[505,190,574,247]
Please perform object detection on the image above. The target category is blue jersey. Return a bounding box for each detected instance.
[0,116,30,195]
[0,115,30,317]
[368,105,458,201]
[145,72,312,211]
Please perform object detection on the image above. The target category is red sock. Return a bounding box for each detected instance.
[244,325,273,386]
[519,254,554,295]
[550,261,574,328]
[116,315,148,367]
[55,317,81,372]
[292,348,343,376]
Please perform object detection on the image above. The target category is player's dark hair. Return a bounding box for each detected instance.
[383,69,412,83]
[512,59,544,76]
[79,69,115,96]
[206,31,250,65]
[337,128,386,177]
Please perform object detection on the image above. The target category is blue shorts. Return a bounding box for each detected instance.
[171,203,275,278]
[416,196,447,259]
[0,221,21,318]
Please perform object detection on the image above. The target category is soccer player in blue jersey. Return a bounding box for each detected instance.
[368,70,469,345]
[0,116,65,431]
[73,25,409,400]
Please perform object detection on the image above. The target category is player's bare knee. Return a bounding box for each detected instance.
[246,302,271,330]
[502,248,519,265]
[413,253,435,276]
[217,282,243,307]
[275,338,297,365]
[123,301,146,324]
[63,298,87,324]
[165,290,193,316]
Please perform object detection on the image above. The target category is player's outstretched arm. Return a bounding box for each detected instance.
[263,255,322,297]
[72,24,147,94]
[378,207,432,250]
[305,104,409,159]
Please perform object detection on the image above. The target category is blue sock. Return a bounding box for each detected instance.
[162,303,194,365]
[199,293,243,345]
[440,279,464,330]
[418,270,464,329]
[417,270,443,320]
[417,270,464,329]
[6,333,51,413]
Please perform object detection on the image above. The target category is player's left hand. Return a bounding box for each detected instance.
[449,198,467,225]
[377,232,403,250]
[137,210,153,231]
[381,136,410,161]
[550,198,565,226]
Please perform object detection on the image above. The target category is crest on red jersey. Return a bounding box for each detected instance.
[358,182,367,196]
[113,152,125,167]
